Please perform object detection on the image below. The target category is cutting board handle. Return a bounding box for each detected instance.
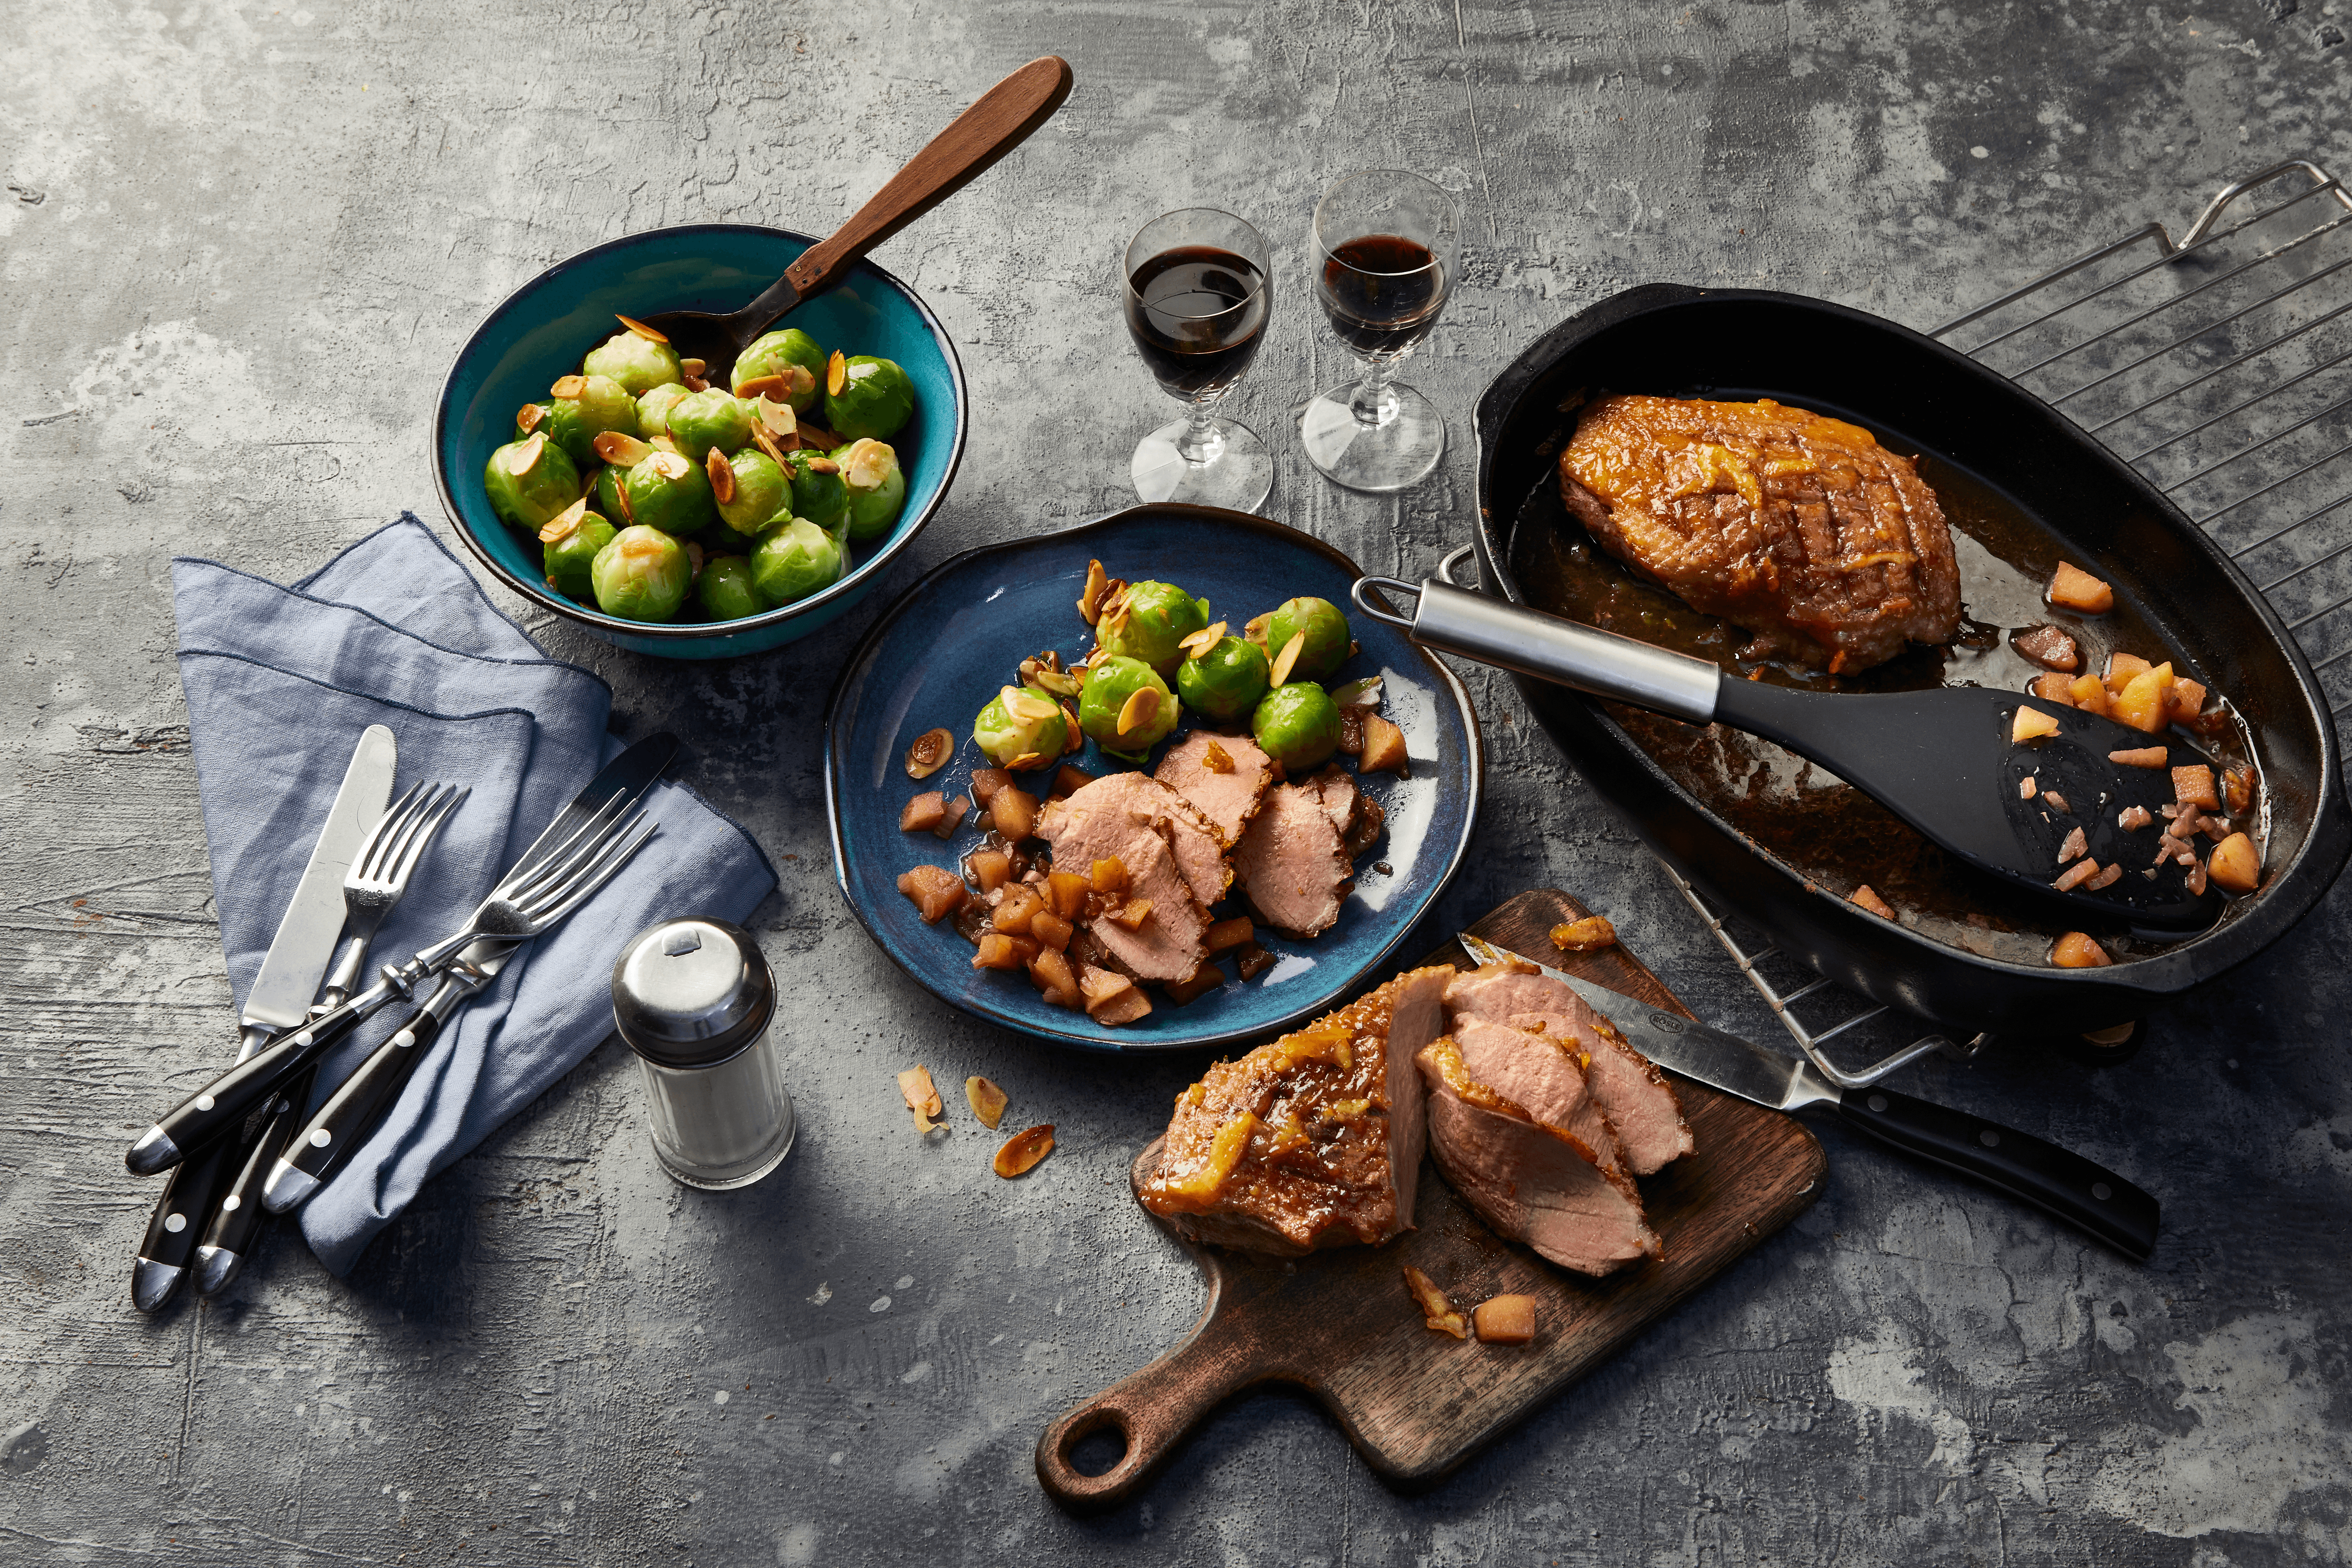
[1034,1283,1271,1511]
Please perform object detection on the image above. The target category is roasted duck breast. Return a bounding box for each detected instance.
[1558,394,1961,673]
[1139,966,1452,1253]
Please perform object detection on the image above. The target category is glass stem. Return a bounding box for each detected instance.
[1350,357,1402,428]
[1175,399,1224,465]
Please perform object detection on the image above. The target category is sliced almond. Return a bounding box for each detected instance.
[965,1075,1009,1130]
[652,435,682,456]
[1403,1266,1468,1339]
[796,420,839,449]
[617,313,669,343]
[1244,612,1271,645]
[515,402,547,435]
[1003,685,1062,724]
[786,363,818,398]
[593,430,654,466]
[1030,666,1081,697]
[1117,685,1161,736]
[1270,629,1307,686]
[550,373,587,400]
[1007,751,1043,770]
[537,497,588,544]
[613,481,636,525]
[750,426,789,466]
[993,1123,1055,1178]
[1061,701,1083,753]
[706,447,736,504]
[755,397,797,436]
[805,455,840,475]
[504,431,547,476]
[905,727,955,779]
[897,1065,945,1133]
[826,350,848,397]
[1078,559,1111,623]
[1178,621,1228,659]
[736,374,789,402]
[1330,675,1384,709]
[680,358,707,378]
[649,451,692,482]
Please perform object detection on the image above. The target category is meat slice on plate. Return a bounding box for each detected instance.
[1045,772,1229,907]
[1233,781,1352,938]
[1558,393,1961,673]
[1450,1017,1626,1175]
[1036,788,1209,983]
[1310,765,1358,835]
[1154,732,1274,848]
[1445,959,1694,1176]
[1418,1035,1661,1277]
[1139,966,1451,1253]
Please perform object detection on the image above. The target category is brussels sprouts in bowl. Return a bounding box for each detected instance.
[434,224,967,660]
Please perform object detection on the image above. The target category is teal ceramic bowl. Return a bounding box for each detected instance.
[432,224,967,660]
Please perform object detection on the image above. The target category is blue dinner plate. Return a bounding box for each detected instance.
[824,504,1485,1052]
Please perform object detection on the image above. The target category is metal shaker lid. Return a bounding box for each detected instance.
[611,918,774,1069]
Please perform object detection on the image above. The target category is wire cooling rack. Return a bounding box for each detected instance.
[1670,160,2352,1083]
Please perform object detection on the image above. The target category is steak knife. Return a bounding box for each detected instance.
[1456,934,2161,1261]
[132,724,396,1312]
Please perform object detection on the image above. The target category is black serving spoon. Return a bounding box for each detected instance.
[639,56,1073,378]
[1354,576,2223,932]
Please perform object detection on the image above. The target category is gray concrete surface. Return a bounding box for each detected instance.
[6,1,2351,1563]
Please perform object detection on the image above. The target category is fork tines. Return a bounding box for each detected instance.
[358,780,469,887]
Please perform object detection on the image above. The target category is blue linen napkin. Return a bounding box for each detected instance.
[171,515,777,1275]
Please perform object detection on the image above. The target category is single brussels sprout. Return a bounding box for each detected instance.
[835,438,907,541]
[1176,635,1271,724]
[697,555,763,621]
[593,461,628,525]
[1097,581,1211,676]
[542,512,618,599]
[731,327,826,413]
[484,435,582,531]
[1078,655,1180,753]
[974,685,1070,769]
[1252,683,1342,773]
[716,448,788,535]
[620,449,717,537]
[515,402,552,440]
[749,517,845,608]
[581,329,683,397]
[542,374,637,468]
[824,353,915,442]
[1258,596,1352,684]
[665,388,755,462]
[784,449,850,535]
[590,525,691,622]
[636,382,692,440]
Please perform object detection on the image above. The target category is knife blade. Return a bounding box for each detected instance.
[131,725,396,1312]
[127,733,680,1175]
[1454,933,2161,1261]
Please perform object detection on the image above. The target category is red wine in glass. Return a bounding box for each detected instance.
[1124,245,1270,398]
[1319,233,1445,357]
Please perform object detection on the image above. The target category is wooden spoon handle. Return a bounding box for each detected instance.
[785,56,1073,300]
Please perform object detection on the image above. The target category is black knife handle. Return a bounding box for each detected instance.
[1836,1087,2160,1260]
[128,995,374,1174]
[133,1134,239,1311]
[270,1008,445,1204]
[195,1068,312,1285]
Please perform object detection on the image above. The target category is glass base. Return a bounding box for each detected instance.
[1299,378,1446,493]
[1131,415,1273,513]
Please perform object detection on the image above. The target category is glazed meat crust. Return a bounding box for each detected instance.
[1558,394,1961,673]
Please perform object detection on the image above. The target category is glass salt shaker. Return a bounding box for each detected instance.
[611,918,795,1190]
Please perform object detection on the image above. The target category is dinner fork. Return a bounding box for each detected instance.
[190,780,466,1295]
[127,792,648,1173]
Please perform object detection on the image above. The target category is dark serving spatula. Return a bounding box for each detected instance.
[638,56,1073,377]
[1358,577,2222,931]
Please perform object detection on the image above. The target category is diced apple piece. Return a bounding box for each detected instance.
[900,790,947,833]
[1163,964,1227,1005]
[2224,763,2256,815]
[2108,747,2167,769]
[2110,668,2172,733]
[1051,763,1094,798]
[1079,964,1152,1025]
[2208,832,2260,894]
[1089,856,1130,895]
[1204,916,1255,954]
[992,786,1041,844]
[2166,679,2207,724]
[2171,764,2219,811]
[969,766,1012,805]
[1472,1294,1538,1345]
[2105,652,2150,692]
[2049,562,2114,613]
[1047,870,1090,920]
[968,848,1012,893]
[2012,706,2062,743]
[1549,914,1618,951]
[1028,947,1081,1008]
[1104,898,1154,931]
[2054,858,2101,892]
[1851,885,1894,919]
[1030,912,1073,951]
[2032,673,2075,705]
[896,865,967,923]
[2067,673,2111,717]
[2051,931,2113,968]
[972,932,1027,970]
[993,883,1045,933]
[2013,624,2081,672]
[1359,714,1409,776]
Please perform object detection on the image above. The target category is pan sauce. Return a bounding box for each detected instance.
[1513,435,2265,966]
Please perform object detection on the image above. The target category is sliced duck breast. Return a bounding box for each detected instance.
[1446,959,1693,1175]
[1140,966,1452,1253]
[1310,765,1359,836]
[1451,1017,1626,1175]
[1047,772,1229,907]
[1037,791,1208,983]
[1154,732,1274,847]
[1233,781,1351,938]
[1417,1036,1660,1276]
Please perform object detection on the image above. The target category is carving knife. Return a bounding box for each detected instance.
[1455,933,2161,1261]
[132,724,396,1311]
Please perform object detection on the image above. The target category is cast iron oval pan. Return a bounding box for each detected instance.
[1356,574,2214,932]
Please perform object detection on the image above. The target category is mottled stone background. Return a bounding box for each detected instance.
[4,1,2350,1563]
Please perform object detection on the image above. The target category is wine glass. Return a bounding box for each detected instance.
[1121,208,1275,512]
[1298,170,1459,493]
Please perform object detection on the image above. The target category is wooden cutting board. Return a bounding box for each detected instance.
[1034,889,1827,1509]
